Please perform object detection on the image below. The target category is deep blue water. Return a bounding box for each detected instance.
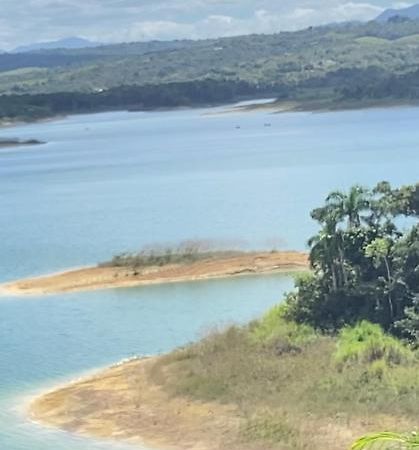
[0,104,418,449]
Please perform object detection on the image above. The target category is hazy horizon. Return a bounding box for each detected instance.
[1,0,412,51]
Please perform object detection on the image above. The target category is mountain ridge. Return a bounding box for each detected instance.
[12,37,101,53]
[376,4,419,22]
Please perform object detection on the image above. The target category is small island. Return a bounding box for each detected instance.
[1,248,308,296]
[0,138,44,148]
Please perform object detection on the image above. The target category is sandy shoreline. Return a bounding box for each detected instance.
[1,251,308,296]
[29,357,242,450]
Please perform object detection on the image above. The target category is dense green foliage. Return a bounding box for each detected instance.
[285,182,419,343]
[0,79,272,120]
[5,19,419,119]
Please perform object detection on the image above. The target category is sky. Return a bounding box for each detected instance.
[0,0,414,50]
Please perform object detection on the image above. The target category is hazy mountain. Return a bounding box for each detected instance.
[12,37,100,53]
[376,4,419,22]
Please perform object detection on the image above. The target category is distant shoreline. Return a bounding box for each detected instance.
[1,251,308,296]
[1,97,419,131]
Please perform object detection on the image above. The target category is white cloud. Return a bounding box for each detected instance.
[0,1,395,50]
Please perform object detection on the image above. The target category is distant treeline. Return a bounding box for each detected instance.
[338,67,419,100]
[0,53,103,72]
[0,79,280,120]
[2,68,419,120]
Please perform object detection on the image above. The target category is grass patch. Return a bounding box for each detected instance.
[240,410,301,447]
[355,36,389,46]
[395,34,419,45]
[150,318,419,450]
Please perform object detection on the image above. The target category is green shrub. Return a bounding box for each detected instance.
[334,321,413,368]
[250,304,317,351]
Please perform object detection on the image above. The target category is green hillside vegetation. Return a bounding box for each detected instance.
[3,20,419,95]
[4,20,419,120]
[354,36,390,46]
[149,316,418,450]
[396,33,419,44]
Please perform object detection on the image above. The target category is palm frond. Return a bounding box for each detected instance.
[351,432,419,450]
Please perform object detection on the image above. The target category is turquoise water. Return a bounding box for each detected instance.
[0,104,418,449]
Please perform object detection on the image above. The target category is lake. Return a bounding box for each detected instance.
[0,103,418,450]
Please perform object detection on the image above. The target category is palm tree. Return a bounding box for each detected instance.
[308,208,345,291]
[351,432,419,450]
[365,237,395,321]
[326,185,370,229]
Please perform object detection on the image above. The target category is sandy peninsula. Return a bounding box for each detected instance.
[1,251,308,296]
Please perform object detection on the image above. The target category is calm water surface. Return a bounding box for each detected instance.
[0,104,418,450]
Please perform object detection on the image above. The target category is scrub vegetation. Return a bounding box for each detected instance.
[150,314,418,450]
[99,241,244,270]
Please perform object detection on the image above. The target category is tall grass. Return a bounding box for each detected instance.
[334,321,414,368]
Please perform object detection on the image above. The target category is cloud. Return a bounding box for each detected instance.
[391,2,414,8]
[0,0,394,50]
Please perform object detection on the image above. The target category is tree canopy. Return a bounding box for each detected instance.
[285,182,419,344]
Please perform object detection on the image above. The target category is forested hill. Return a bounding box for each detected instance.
[3,19,419,119]
[4,19,419,96]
